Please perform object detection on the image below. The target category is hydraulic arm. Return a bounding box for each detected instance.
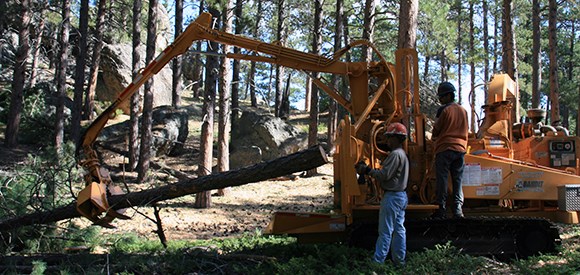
[76,12,410,227]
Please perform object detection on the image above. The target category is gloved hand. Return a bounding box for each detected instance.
[355,161,371,175]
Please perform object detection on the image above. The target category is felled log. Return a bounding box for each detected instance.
[0,146,328,231]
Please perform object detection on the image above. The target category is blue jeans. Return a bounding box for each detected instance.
[435,150,465,213]
[373,191,407,265]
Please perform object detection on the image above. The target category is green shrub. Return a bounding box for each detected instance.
[404,242,488,274]
[514,252,580,274]
[0,142,94,253]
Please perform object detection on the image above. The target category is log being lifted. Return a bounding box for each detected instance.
[0,146,328,231]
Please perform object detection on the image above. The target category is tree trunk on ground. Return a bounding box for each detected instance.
[548,0,560,125]
[196,8,220,208]
[83,0,106,120]
[137,0,158,183]
[172,0,183,107]
[4,0,31,147]
[307,0,323,177]
[129,0,143,171]
[71,0,89,144]
[0,146,328,231]
[55,0,71,152]
[217,1,234,197]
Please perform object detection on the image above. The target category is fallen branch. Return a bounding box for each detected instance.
[0,146,328,231]
[152,203,167,248]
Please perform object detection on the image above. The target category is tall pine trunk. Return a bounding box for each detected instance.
[231,0,243,127]
[502,0,520,122]
[307,0,323,177]
[247,0,262,108]
[531,0,542,109]
[482,0,489,99]
[362,0,375,62]
[71,0,89,143]
[274,0,286,118]
[55,0,71,152]
[217,1,234,197]
[137,0,158,183]
[129,0,143,171]
[328,0,344,154]
[469,1,476,132]
[28,2,46,89]
[172,0,183,107]
[191,0,205,98]
[4,0,31,147]
[548,0,560,125]
[84,0,106,120]
[397,0,418,49]
[456,0,463,104]
[195,8,220,208]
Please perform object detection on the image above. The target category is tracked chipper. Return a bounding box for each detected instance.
[77,12,579,258]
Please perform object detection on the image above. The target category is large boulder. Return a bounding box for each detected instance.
[98,105,189,157]
[230,110,307,169]
[96,4,173,114]
[96,44,173,114]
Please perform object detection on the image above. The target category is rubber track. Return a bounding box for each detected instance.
[348,216,561,260]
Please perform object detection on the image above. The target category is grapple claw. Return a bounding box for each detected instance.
[76,182,129,227]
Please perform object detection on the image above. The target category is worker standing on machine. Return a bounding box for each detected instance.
[431,82,469,219]
[355,122,409,266]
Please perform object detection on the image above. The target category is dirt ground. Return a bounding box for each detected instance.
[104,161,335,241]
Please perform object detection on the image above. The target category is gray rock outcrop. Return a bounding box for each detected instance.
[230,110,307,169]
[98,105,188,157]
[96,44,173,114]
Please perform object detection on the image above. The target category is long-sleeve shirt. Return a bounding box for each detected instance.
[369,148,408,192]
[432,102,468,155]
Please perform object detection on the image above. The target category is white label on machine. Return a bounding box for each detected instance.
[482,168,502,184]
[562,153,575,165]
[464,163,482,186]
[476,185,500,196]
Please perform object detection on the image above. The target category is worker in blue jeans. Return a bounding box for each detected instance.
[356,122,409,266]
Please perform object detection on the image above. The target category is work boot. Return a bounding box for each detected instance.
[430,207,447,219]
[453,206,464,219]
